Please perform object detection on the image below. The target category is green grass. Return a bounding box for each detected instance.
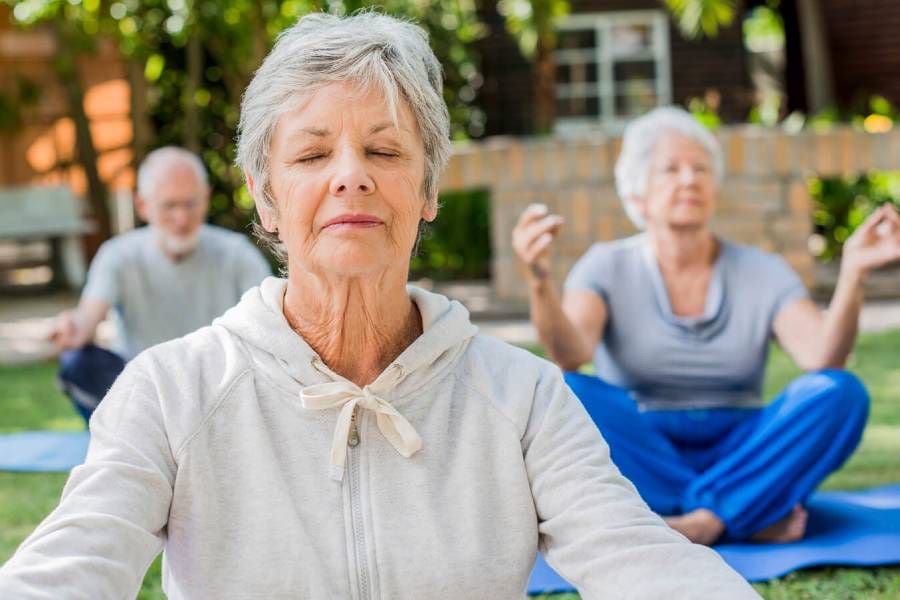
[1,331,899,597]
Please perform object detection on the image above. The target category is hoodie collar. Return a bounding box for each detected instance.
[215,277,478,400]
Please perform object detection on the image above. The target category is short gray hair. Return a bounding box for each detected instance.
[137,146,208,199]
[236,11,452,261]
[614,106,723,229]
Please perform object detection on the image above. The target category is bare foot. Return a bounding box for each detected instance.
[665,509,726,545]
[750,504,808,543]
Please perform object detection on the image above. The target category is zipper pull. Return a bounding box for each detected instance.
[348,407,360,447]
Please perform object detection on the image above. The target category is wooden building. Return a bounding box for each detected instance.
[475,0,900,136]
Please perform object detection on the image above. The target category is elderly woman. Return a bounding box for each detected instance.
[513,106,900,546]
[0,13,756,600]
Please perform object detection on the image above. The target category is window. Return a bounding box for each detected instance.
[554,10,672,131]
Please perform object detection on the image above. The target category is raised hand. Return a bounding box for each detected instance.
[841,203,900,281]
[511,203,565,283]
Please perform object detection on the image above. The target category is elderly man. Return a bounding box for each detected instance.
[51,146,271,422]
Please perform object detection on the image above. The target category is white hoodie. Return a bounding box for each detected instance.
[0,277,757,599]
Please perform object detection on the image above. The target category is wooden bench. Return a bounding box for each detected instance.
[0,186,93,290]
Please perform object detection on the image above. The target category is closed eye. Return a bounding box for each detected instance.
[369,150,399,158]
[297,154,327,164]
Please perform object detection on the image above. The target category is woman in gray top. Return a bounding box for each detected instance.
[513,106,900,545]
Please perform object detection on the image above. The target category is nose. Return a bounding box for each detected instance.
[329,150,375,197]
[171,206,193,229]
[679,165,699,185]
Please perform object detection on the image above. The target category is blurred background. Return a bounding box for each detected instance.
[0,0,898,300]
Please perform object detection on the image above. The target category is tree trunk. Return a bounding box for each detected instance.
[796,0,835,112]
[533,34,556,134]
[184,26,203,153]
[127,58,154,167]
[53,24,112,242]
[781,0,808,113]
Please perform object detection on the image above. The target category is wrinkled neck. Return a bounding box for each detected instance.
[282,269,421,387]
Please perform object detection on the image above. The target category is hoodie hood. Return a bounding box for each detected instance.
[214,277,478,402]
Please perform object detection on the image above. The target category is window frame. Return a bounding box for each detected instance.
[554,9,672,132]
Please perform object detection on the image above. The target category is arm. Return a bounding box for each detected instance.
[49,296,110,351]
[512,204,606,371]
[525,370,758,599]
[49,239,121,351]
[774,204,900,370]
[0,361,175,598]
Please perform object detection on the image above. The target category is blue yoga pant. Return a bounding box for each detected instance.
[565,370,869,540]
[58,344,126,424]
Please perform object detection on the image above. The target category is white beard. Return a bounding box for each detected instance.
[151,226,200,258]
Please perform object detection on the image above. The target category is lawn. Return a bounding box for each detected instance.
[1,330,899,598]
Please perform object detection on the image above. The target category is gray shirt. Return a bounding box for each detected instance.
[565,234,808,410]
[82,225,271,359]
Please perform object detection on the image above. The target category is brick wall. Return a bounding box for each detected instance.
[438,126,900,302]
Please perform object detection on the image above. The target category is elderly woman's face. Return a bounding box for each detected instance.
[639,132,717,230]
[263,82,434,277]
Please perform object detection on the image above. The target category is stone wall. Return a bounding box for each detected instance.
[438,126,900,303]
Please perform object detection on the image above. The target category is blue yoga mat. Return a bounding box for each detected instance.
[529,484,900,592]
[0,431,89,472]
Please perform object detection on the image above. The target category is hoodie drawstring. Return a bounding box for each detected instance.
[300,376,422,482]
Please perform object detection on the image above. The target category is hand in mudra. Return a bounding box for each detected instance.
[512,203,565,282]
[841,204,900,280]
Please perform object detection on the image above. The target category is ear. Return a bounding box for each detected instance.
[247,173,279,233]
[135,193,150,222]
[257,202,278,233]
[421,196,438,223]
[628,195,647,218]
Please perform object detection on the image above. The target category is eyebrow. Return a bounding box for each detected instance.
[369,121,405,135]
[295,126,329,137]
[290,121,409,140]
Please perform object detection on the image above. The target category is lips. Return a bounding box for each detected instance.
[323,214,384,229]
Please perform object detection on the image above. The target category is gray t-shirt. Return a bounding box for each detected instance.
[82,225,271,359]
[565,234,808,410]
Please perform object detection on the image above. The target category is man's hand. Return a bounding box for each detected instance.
[49,309,93,352]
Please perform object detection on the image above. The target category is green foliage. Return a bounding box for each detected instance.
[757,95,898,133]
[742,1,783,53]
[4,0,492,248]
[664,0,739,39]
[686,96,722,130]
[411,188,491,280]
[809,172,900,262]
[498,0,569,58]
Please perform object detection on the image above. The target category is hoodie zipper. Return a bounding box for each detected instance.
[348,407,360,447]
[347,408,371,600]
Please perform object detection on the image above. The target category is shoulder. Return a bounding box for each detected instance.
[455,334,567,434]
[721,240,797,277]
[202,224,256,245]
[123,324,253,452]
[96,227,150,256]
[568,234,645,287]
[201,226,264,256]
[583,234,644,262]
[577,234,645,271]
[89,229,151,272]
[201,224,249,247]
